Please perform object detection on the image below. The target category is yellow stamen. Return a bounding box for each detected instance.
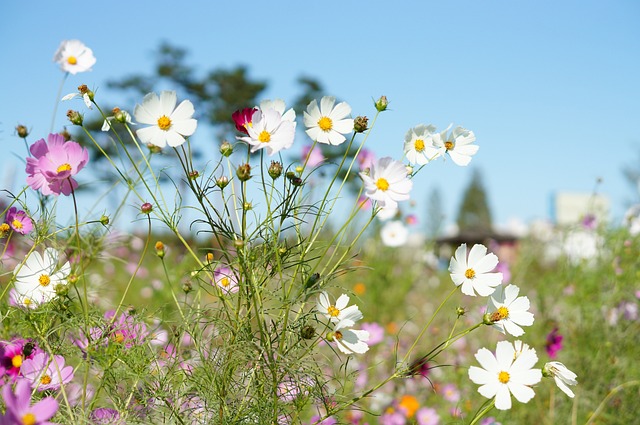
[67,56,78,65]
[12,219,23,230]
[0,223,9,233]
[23,298,32,306]
[444,141,454,151]
[375,177,390,191]
[327,305,340,317]
[157,115,172,131]
[11,355,22,368]
[464,268,476,279]
[38,274,51,287]
[498,371,510,384]
[334,330,343,340]
[113,331,125,343]
[40,375,52,385]
[491,306,509,322]
[220,277,230,287]
[318,116,333,132]
[258,130,271,143]
[57,163,72,173]
[414,139,425,152]
[22,413,37,425]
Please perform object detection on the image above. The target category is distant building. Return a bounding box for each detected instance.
[552,192,609,225]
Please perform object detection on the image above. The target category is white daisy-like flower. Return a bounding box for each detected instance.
[449,244,503,297]
[329,318,370,355]
[304,96,354,146]
[488,284,534,337]
[13,248,71,306]
[376,205,399,221]
[61,92,92,109]
[317,292,362,324]
[380,220,409,247]
[360,157,413,209]
[543,361,578,398]
[259,98,296,123]
[403,124,438,165]
[468,340,542,410]
[134,91,197,148]
[432,125,478,166]
[238,103,296,155]
[53,40,96,74]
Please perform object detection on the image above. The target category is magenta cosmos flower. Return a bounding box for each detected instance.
[1,379,59,424]
[232,107,257,135]
[20,352,74,391]
[5,207,33,235]
[0,339,40,381]
[26,133,89,196]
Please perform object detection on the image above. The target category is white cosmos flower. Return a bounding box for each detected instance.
[134,91,197,148]
[61,92,92,109]
[432,125,478,166]
[317,292,362,324]
[13,248,71,307]
[380,220,409,247]
[376,205,399,221]
[449,243,503,297]
[330,318,370,355]
[468,340,542,410]
[238,103,296,155]
[360,157,413,209]
[543,361,578,398]
[304,96,354,146]
[403,124,438,165]
[488,284,534,337]
[53,40,96,74]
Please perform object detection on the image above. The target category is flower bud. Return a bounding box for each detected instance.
[205,252,214,263]
[236,163,252,181]
[55,283,68,296]
[141,203,153,214]
[100,215,110,226]
[301,325,315,340]
[68,274,78,285]
[286,172,303,187]
[182,281,192,294]
[455,306,466,317]
[220,141,233,157]
[147,143,163,154]
[325,332,335,342]
[353,116,368,133]
[15,125,29,138]
[268,161,283,180]
[374,95,389,112]
[188,170,200,180]
[243,202,252,210]
[113,108,129,123]
[216,176,229,189]
[77,84,94,102]
[406,165,414,175]
[155,241,165,258]
[66,110,83,126]
[482,312,495,325]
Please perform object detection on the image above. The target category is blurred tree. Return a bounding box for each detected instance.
[456,169,493,232]
[622,150,640,204]
[425,187,445,238]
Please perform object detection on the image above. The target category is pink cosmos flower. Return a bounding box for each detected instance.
[104,310,149,348]
[232,107,257,134]
[441,383,460,403]
[21,352,74,391]
[416,407,440,425]
[26,133,89,196]
[213,266,239,294]
[0,339,40,381]
[1,379,59,424]
[302,144,325,168]
[361,322,384,346]
[5,207,33,235]
[89,408,123,424]
[545,327,563,359]
[357,148,376,171]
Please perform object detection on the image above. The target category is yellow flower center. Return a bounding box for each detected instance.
[23,298,32,306]
[38,274,51,287]
[220,277,230,287]
[21,413,37,425]
[11,355,22,368]
[67,56,78,65]
[318,116,333,132]
[0,223,9,233]
[157,115,172,131]
[375,177,390,191]
[334,330,343,340]
[327,305,340,317]
[57,163,72,173]
[464,268,476,279]
[40,375,52,385]
[12,219,23,230]
[444,141,454,151]
[414,139,425,152]
[492,306,509,321]
[498,371,510,384]
[258,130,271,143]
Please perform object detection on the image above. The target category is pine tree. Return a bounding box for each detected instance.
[456,169,493,232]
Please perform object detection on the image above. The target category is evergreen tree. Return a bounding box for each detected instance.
[456,169,493,232]
[425,187,444,238]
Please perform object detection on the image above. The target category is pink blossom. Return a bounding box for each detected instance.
[357,148,376,170]
[361,322,384,346]
[5,207,33,235]
[0,339,40,381]
[441,383,460,403]
[20,352,74,391]
[1,379,58,424]
[545,327,563,359]
[213,266,239,294]
[26,133,89,196]
[302,144,325,167]
[416,407,440,425]
[232,107,257,134]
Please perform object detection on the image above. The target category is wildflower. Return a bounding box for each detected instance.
[304,96,354,145]
[431,125,478,166]
[134,91,197,148]
[1,379,59,424]
[449,243,503,297]
[403,124,438,165]
[101,108,133,131]
[360,157,413,209]
[487,284,534,337]
[237,100,296,155]
[361,322,384,345]
[317,292,362,324]
[25,133,89,196]
[13,248,70,307]
[140,202,153,214]
[415,407,440,425]
[53,39,96,74]
[379,407,405,425]
[89,408,123,424]
[441,383,461,403]
[380,220,409,247]
[545,327,563,359]
[5,207,33,235]
[327,318,369,355]
[398,394,420,418]
[543,361,578,398]
[374,95,389,112]
[468,340,542,410]
[236,163,252,181]
[0,339,40,380]
[357,148,376,171]
[232,107,257,134]
[213,266,238,294]
[301,144,325,167]
[21,352,74,391]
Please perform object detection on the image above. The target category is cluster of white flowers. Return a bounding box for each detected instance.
[317,292,369,355]
[403,123,478,166]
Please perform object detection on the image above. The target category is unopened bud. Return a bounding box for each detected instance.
[220,141,233,157]
[66,110,83,126]
[182,281,192,294]
[268,161,283,179]
[236,163,252,181]
[77,84,94,101]
[147,143,162,154]
[155,241,165,258]
[206,252,214,263]
[374,95,389,112]
[55,283,69,296]
[455,306,466,317]
[141,203,153,214]
[100,215,110,226]
[353,116,368,133]
[68,274,78,285]
[243,202,252,210]
[286,172,303,187]
[301,325,315,340]
[216,176,229,189]
[304,273,320,290]
[188,170,200,180]
[0,223,10,237]
[15,125,29,138]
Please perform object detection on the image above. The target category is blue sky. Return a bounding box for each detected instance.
[1,1,639,231]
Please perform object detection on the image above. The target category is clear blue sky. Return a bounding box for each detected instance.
[1,1,639,230]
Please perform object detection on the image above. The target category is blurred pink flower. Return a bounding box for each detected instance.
[361,322,384,346]
[357,148,376,170]
[1,379,58,424]
[545,327,563,359]
[441,383,460,403]
[302,144,325,167]
[26,133,89,196]
[416,407,440,425]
